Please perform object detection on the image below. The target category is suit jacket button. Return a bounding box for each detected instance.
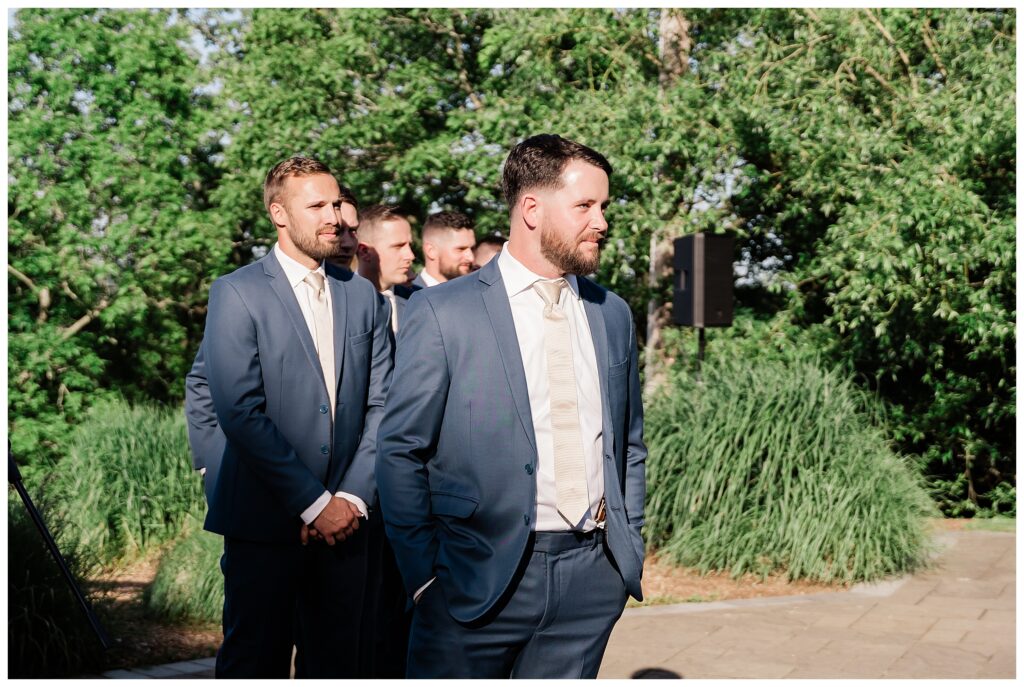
[523,514,529,526]
[524,464,534,475]
[605,454,613,461]
[319,404,329,414]
[320,444,329,455]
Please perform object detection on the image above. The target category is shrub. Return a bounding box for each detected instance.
[8,497,103,677]
[44,397,204,565]
[145,517,224,624]
[645,354,937,584]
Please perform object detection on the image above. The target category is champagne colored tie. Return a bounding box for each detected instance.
[303,271,336,416]
[534,278,589,527]
[382,289,398,334]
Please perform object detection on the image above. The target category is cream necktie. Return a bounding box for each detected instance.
[534,278,589,527]
[303,271,336,416]
[382,288,398,334]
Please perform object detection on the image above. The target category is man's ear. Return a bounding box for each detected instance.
[422,240,438,262]
[520,193,541,230]
[269,201,288,228]
[356,243,374,261]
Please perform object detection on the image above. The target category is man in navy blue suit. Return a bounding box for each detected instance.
[377,135,647,678]
[196,157,393,678]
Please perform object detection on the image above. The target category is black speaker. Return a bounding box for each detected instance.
[673,233,734,327]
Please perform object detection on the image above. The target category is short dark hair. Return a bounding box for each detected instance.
[338,184,359,210]
[423,211,475,243]
[357,203,407,243]
[263,156,333,212]
[501,134,612,210]
[475,234,507,249]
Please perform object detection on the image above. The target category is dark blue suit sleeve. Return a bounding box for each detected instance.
[184,340,225,473]
[376,292,448,594]
[203,279,327,517]
[335,290,394,505]
[623,315,647,566]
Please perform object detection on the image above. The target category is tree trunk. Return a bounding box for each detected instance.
[644,10,691,397]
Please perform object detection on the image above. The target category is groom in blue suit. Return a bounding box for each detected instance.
[377,135,646,678]
[200,157,393,678]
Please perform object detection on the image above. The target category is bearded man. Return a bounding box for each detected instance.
[199,156,393,678]
[412,210,476,287]
[376,135,647,678]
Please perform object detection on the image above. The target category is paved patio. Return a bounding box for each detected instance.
[600,528,1015,679]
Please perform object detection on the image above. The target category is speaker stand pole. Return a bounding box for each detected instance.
[8,448,112,651]
[695,326,706,382]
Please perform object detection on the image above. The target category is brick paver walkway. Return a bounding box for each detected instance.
[599,529,1015,679]
[99,528,1014,679]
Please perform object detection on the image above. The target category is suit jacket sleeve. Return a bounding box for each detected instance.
[334,289,394,506]
[376,292,448,594]
[184,340,225,472]
[624,315,647,565]
[203,278,327,517]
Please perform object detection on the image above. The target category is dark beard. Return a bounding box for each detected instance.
[440,262,468,280]
[540,227,601,275]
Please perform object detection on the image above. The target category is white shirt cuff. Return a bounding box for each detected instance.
[199,467,206,476]
[413,576,437,604]
[334,491,369,519]
[300,491,332,525]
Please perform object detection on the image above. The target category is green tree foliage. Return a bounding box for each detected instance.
[686,8,1015,513]
[8,8,1014,514]
[7,9,226,473]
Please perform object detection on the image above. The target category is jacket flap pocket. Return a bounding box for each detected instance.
[348,329,373,346]
[430,491,479,518]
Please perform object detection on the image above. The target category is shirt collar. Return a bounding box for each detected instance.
[496,247,580,301]
[274,243,325,289]
[419,269,441,287]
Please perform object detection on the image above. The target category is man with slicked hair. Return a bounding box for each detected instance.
[377,135,646,678]
[326,185,360,270]
[192,157,393,678]
[412,210,476,288]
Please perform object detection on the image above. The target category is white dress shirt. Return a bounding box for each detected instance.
[418,269,441,287]
[381,288,399,333]
[497,247,605,532]
[414,249,607,602]
[273,244,368,525]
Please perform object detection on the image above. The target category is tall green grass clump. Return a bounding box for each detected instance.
[45,397,204,565]
[8,497,103,677]
[645,356,937,584]
[145,517,224,624]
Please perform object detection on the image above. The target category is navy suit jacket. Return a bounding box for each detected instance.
[184,340,224,504]
[376,259,646,623]
[198,252,393,543]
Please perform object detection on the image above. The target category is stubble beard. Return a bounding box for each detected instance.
[540,225,601,276]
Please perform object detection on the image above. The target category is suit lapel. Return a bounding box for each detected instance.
[478,262,538,454]
[580,279,616,457]
[264,253,325,385]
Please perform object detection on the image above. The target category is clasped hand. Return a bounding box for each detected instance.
[301,496,361,546]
